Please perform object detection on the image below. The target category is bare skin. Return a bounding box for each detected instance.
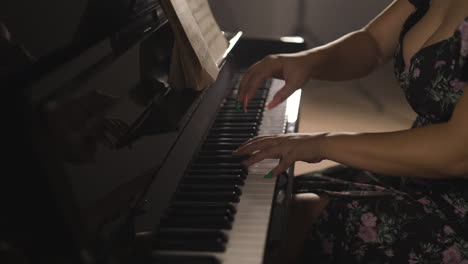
[235,0,468,179]
[234,0,468,262]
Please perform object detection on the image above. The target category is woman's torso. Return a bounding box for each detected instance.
[394,0,468,126]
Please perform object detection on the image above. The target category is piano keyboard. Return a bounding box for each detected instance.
[152,76,290,264]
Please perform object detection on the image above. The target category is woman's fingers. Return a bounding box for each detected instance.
[243,147,293,178]
[242,145,282,166]
[233,135,275,154]
[237,56,282,110]
[269,159,293,178]
[234,136,293,178]
[267,82,297,109]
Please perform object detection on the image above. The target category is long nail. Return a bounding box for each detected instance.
[235,101,242,111]
[263,172,273,178]
[243,95,249,113]
[267,98,278,109]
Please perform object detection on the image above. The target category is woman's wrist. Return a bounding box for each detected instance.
[303,49,328,80]
[296,132,331,164]
[316,132,331,161]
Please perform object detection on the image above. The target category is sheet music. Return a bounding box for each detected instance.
[185,0,228,65]
[164,0,228,84]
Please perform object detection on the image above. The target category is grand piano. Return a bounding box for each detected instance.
[2,1,305,263]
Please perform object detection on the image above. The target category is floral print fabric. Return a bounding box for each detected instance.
[295,1,468,263]
[295,167,468,263]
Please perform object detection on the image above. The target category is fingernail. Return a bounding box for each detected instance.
[263,172,273,178]
[235,102,242,111]
[243,95,248,113]
[267,99,277,109]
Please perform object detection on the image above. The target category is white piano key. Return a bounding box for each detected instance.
[153,78,294,264]
[219,79,287,264]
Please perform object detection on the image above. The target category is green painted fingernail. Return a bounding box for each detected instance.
[235,102,242,111]
[263,172,273,178]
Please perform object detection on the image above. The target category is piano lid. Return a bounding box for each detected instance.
[26,22,203,259]
[5,0,242,262]
[1,0,161,88]
[3,0,187,261]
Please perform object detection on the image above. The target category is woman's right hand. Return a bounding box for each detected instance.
[237,50,319,112]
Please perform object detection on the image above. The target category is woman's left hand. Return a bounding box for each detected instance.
[232,133,328,178]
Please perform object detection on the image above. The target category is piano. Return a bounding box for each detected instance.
[2,1,305,263]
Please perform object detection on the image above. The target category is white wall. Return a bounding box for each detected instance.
[209,0,298,39]
[209,0,393,46]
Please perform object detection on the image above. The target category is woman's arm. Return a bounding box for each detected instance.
[238,0,415,109]
[310,0,415,80]
[321,88,468,179]
[234,90,468,179]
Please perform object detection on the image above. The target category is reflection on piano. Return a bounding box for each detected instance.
[3,1,306,263]
[148,75,302,264]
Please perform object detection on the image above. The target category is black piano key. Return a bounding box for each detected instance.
[178,184,242,195]
[206,133,255,139]
[214,116,260,123]
[182,175,245,185]
[156,228,228,242]
[170,201,237,214]
[224,98,265,103]
[201,143,242,151]
[151,74,273,258]
[174,191,240,203]
[165,208,234,222]
[209,127,258,135]
[152,254,221,264]
[165,209,234,224]
[221,109,262,114]
[203,138,248,144]
[201,142,247,149]
[154,228,227,252]
[221,103,264,110]
[226,93,267,100]
[224,99,265,105]
[160,215,232,229]
[189,163,247,173]
[212,122,258,127]
[194,155,244,164]
[217,112,261,117]
[222,105,263,110]
[195,152,247,159]
[186,168,245,176]
[153,238,226,252]
[197,151,246,158]
[216,118,261,123]
[186,168,247,179]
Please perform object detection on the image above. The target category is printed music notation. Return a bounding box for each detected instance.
[160,0,228,91]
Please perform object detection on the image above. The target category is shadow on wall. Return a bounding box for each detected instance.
[209,0,393,48]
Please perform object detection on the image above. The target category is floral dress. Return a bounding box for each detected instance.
[295,0,468,263]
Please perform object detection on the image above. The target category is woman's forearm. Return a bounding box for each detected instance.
[319,123,468,178]
[304,29,384,81]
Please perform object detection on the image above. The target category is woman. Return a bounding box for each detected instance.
[233,0,468,263]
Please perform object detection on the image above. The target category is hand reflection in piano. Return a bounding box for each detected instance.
[46,89,129,164]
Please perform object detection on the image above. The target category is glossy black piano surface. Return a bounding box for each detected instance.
[2,1,306,263]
